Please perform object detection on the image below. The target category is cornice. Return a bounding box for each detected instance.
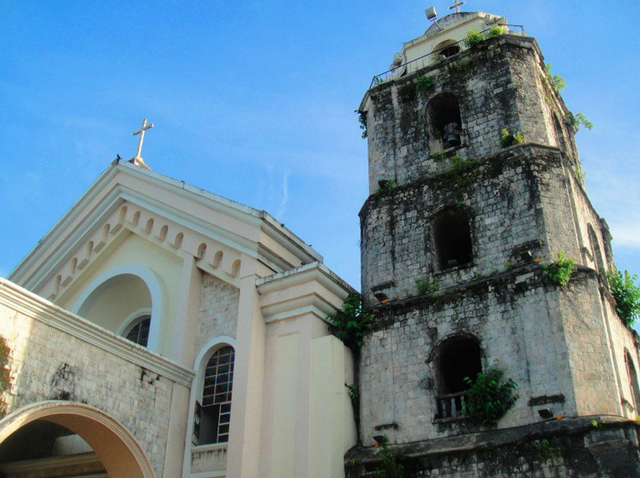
[256,262,356,323]
[0,278,194,387]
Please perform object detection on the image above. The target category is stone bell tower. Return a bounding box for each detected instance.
[349,8,640,477]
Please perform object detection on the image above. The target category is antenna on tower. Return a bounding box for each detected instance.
[425,6,443,30]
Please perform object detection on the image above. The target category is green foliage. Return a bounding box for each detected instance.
[416,276,440,295]
[355,110,368,139]
[545,64,566,92]
[329,294,374,350]
[0,337,10,415]
[499,128,525,148]
[374,436,405,478]
[591,419,599,428]
[438,155,479,189]
[450,60,472,72]
[543,252,575,287]
[607,269,640,327]
[487,25,506,38]
[575,164,586,184]
[430,151,448,162]
[568,111,594,131]
[374,180,398,200]
[463,369,518,425]
[346,383,361,436]
[504,261,513,271]
[535,439,562,460]
[372,75,385,86]
[464,29,485,48]
[416,75,435,92]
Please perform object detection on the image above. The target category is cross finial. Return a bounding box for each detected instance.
[449,0,465,13]
[130,118,154,170]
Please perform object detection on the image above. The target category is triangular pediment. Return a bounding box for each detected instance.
[10,162,321,301]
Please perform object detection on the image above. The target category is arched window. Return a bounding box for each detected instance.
[625,351,640,412]
[123,315,151,347]
[588,225,605,273]
[427,93,463,152]
[553,114,567,152]
[433,39,460,59]
[432,207,473,270]
[435,336,482,419]
[196,346,235,445]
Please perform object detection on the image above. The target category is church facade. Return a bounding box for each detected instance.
[0,162,357,477]
[1,7,639,478]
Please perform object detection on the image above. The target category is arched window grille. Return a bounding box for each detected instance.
[197,346,235,445]
[124,315,151,347]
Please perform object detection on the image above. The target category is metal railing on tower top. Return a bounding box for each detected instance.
[368,25,526,89]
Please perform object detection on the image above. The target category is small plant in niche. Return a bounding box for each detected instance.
[355,110,368,139]
[543,252,575,287]
[372,75,385,86]
[535,438,563,460]
[463,369,519,425]
[499,128,525,148]
[374,180,398,200]
[416,276,440,295]
[373,435,405,478]
[464,29,485,48]
[487,25,506,38]
[329,293,374,351]
[607,269,640,327]
[416,75,435,92]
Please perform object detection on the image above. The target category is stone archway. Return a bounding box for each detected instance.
[0,401,156,478]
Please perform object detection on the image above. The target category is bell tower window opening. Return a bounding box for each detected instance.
[199,346,235,445]
[435,336,482,419]
[427,93,463,151]
[433,207,473,270]
[124,315,151,347]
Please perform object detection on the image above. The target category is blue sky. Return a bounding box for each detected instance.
[1,0,639,298]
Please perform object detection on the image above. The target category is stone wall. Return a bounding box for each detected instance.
[360,267,568,445]
[346,417,640,478]
[362,35,577,195]
[196,272,239,354]
[0,279,193,477]
[361,145,561,308]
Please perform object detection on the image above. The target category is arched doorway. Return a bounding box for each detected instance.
[0,401,156,478]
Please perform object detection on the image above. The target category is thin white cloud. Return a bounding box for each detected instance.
[276,168,290,219]
[609,222,640,249]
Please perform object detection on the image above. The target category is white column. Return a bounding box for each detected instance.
[226,260,265,478]
[171,252,202,366]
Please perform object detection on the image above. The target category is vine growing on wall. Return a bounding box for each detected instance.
[0,336,11,416]
[374,436,405,478]
[607,269,640,327]
[355,110,368,139]
[329,293,374,351]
